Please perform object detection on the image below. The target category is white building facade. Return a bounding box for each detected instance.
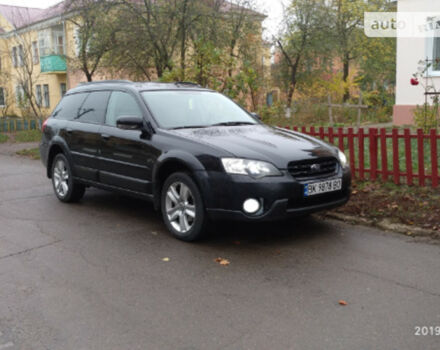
[394,0,440,125]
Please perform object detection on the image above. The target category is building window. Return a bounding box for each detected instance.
[60,83,66,97]
[432,37,440,71]
[15,85,25,106]
[12,47,17,67]
[36,85,42,106]
[32,41,39,64]
[18,45,24,66]
[74,27,81,57]
[43,84,50,108]
[0,87,5,107]
[54,32,65,55]
[38,26,65,57]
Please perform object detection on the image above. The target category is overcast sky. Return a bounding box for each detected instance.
[0,0,288,38]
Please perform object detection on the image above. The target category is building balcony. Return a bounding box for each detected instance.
[40,55,67,74]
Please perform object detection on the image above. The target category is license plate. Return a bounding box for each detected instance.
[304,179,342,197]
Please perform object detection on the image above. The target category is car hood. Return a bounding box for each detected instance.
[170,125,337,169]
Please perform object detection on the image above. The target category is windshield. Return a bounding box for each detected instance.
[141,90,258,129]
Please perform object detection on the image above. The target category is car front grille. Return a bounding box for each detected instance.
[287,157,338,179]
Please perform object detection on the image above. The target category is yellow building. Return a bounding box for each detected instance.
[0,3,73,118]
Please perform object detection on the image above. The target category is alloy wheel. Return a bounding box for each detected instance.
[165,182,196,233]
[53,159,69,198]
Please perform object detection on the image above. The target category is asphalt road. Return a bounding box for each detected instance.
[1,150,440,350]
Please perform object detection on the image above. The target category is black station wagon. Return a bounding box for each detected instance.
[40,81,351,241]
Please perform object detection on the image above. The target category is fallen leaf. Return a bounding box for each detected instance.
[151,231,158,236]
[214,257,230,266]
[338,300,348,306]
[352,190,358,195]
[162,257,170,262]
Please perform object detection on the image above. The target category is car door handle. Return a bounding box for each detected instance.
[101,134,110,140]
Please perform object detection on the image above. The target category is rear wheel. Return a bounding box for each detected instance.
[161,172,207,242]
[51,153,85,203]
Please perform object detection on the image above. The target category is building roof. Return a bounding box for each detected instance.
[31,1,67,25]
[0,0,264,32]
[0,4,45,29]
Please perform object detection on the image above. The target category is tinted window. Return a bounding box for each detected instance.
[105,91,142,127]
[77,91,110,124]
[52,93,87,120]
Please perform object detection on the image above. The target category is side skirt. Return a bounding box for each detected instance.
[74,177,154,202]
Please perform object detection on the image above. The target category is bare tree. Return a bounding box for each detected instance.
[276,0,327,117]
[3,29,43,117]
[65,0,119,82]
[120,0,184,78]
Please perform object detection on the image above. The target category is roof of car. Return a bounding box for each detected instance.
[69,80,213,94]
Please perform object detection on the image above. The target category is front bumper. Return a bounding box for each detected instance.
[195,167,351,222]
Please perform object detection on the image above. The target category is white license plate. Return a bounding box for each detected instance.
[304,179,342,197]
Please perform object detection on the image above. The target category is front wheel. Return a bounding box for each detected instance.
[161,172,208,242]
[51,153,85,203]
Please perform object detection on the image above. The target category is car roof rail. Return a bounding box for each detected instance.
[79,80,133,86]
[174,81,201,88]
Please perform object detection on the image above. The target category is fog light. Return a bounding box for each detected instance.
[243,198,260,214]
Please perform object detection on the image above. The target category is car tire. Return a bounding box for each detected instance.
[161,172,207,242]
[51,153,85,203]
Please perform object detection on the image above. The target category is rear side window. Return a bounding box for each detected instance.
[52,93,87,120]
[105,91,142,127]
[77,91,111,124]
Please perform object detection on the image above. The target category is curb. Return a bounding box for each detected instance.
[321,212,440,239]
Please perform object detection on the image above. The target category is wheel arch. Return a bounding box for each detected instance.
[152,151,206,211]
[46,139,71,178]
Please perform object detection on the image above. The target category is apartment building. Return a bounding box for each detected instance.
[0,2,76,117]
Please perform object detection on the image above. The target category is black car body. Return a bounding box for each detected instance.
[40,81,351,241]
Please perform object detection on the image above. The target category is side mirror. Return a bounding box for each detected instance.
[116,115,144,130]
[251,112,261,120]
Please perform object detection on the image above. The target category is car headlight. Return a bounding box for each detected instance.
[337,149,348,168]
[221,158,282,179]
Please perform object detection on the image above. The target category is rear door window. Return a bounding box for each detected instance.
[77,91,111,125]
[52,93,88,120]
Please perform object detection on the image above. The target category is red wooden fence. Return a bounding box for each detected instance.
[283,126,440,188]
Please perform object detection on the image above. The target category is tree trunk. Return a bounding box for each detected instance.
[286,59,300,118]
[180,38,186,81]
[85,71,93,82]
[343,53,350,102]
[179,0,188,81]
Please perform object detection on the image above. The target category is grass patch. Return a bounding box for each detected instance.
[0,133,8,143]
[16,147,40,160]
[13,129,42,143]
[333,180,440,232]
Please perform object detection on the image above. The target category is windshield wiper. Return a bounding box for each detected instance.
[169,125,209,130]
[210,121,256,127]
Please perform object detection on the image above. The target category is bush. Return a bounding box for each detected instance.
[258,103,286,123]
[413,103,439,133]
